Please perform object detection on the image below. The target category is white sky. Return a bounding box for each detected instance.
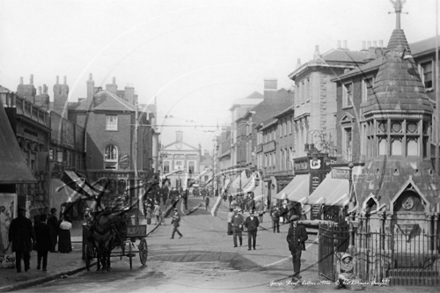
[0,0,436,152]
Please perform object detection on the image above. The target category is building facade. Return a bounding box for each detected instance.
[67,75,157,208]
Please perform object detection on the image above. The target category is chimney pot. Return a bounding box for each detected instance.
[64,76,67,85]
[56,76,59,84]
[30,74,34,85]
[89,73,93,80]
[20,77,23,85]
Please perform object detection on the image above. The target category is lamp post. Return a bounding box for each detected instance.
[347,161,355,249]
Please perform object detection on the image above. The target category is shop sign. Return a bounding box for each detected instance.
[331,168,350,180]
[311,175,321,191]
[263,141,276,153]
[294,161,308,171]
[119,154,130,170]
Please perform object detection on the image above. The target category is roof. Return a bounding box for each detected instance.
[258,117,278,131]
[289,48,369,79]
[249,88,293,125]
[0,92,37,184]
[410,35,440,57]
[69,90,136,112]
[362,29,432,115]
[229,92,264,110]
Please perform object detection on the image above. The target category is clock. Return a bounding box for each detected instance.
[176,142,182,150]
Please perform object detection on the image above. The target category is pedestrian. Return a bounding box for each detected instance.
[183,189,188,210]
[231,208,244,247]
[271,206,281,233]
[47,208,58,252]
[58,206,72,253]
[227,208,234,236]
[205,195,210,211]
[170,208,183,239]
[286,214,308,282]
[8,207,35,273]
[153,202,161,225]
[146,204,153,225]
[34,213,51,271]
[280,202,289,224]
[244,210,259,250]
[256,200,265,223]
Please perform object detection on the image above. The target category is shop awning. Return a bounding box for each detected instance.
[273,174,310,202]
[0,97,37,184]
[306,167,361,206]
[59,170,103,199]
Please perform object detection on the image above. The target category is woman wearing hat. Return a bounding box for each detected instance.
[286,214,308,282]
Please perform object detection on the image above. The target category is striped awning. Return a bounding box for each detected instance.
[273,174,310,203]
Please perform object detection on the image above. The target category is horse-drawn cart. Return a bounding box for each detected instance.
[82,221,148,271]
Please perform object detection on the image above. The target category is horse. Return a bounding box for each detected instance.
[88,209,130,272]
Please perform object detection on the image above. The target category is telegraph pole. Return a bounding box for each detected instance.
[436,0,440,174]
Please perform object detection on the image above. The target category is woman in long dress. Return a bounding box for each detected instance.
[58,205,72,253]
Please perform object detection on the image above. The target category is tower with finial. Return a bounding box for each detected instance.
[354,0,440,228]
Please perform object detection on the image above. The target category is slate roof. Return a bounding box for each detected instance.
[69,90,136,112]
[250,88,294,125]
[361,29,433,115]
[354,157,440,211]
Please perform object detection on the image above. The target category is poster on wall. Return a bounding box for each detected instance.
[0,193,17,268]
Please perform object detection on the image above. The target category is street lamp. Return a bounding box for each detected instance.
[347,161,355,248]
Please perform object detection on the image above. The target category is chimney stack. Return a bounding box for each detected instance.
[20,77,23,85]
[313,45,320,60]
[264,79,277,91]
[106,77,118,94]
[30,74,34,85]
[87,73,95,99]
[296,58,301,69]
[379,40,384,47]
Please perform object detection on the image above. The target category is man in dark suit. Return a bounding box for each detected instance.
[286,215,308,282]
[231,208,244,247]
[34,213,51,271]
[47,208,58,252]
[244,211,260,250]
[8,207,35,273]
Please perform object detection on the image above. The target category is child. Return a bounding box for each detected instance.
[336,253,357,289]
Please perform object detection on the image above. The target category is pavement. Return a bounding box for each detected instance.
[0,218,159,292]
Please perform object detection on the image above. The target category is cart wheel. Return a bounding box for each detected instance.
[139,238,148,266]
[129,242,133,269]
[85,243,92,271]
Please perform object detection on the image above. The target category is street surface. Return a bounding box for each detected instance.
[15,196,440,293]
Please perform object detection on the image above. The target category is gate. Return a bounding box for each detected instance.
[318,224,349,281]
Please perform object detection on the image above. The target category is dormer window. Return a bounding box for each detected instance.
[419,61,433,90]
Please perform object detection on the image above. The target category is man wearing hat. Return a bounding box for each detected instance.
[47,207,58,252]
[170,208,183,239]
[8,207,35,272]
[286,214,308,281]
[231,208,244,247]
[244,210,260,250]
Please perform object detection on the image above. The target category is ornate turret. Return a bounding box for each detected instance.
[355,0,440,215]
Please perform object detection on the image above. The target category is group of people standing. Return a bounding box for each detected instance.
[8,205,73,273]
[228,208,260,250]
